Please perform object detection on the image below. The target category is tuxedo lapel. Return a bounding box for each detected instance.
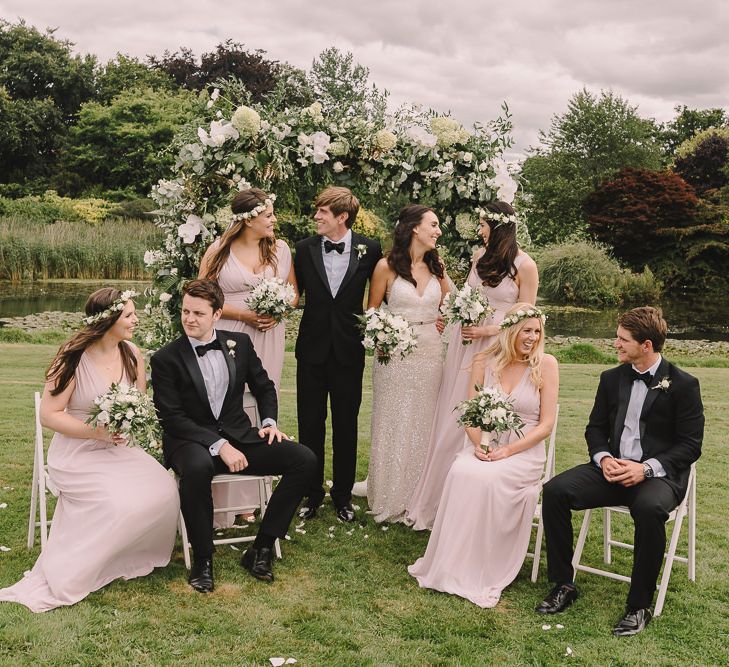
[613,366,632,448]
[217,331,237,411]
[639,357,669,439]
[308,238,332,295]
[179,339,215,418]
[336,232,362,297]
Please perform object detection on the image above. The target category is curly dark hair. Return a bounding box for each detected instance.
[387,205,444,286]
[47,288,138,396]
[475,201,519,287]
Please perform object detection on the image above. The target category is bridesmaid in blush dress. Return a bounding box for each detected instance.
[405,201,539,530]
[409,303,558,608]
[365,205,450,523]
[0,289,179,613]
[199,188,298,525]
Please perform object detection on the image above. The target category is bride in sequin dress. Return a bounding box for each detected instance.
[365,205,449,523]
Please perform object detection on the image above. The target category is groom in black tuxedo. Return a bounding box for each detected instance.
[151,279,316,592]
[536,306,704,636]
[294,186,382,522]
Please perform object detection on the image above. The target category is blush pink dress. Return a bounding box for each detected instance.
[0,350,179,613]
[408,364,546,608]
[213,238,293,526]
[404,251,531,530]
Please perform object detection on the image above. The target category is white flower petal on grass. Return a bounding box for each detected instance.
[352,504,360,511]
[326,480,333,488]
[363,535,369,539]
[285,659,297,664]
[381,526,389,531]
[294,528,306,534]
[0,546,10,552]
[295,521,305,529]
[565,647,573,657]
[229,545,239,551]
[328,526,336,532]
[269,659,285,667]
[542,624,551,630]
[284,534,291,540]
[556,624,564,629]
[0,503,7,509]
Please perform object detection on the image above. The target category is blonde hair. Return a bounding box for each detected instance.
[476,302,545,389]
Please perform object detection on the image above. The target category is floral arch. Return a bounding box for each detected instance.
[143,83,520,348]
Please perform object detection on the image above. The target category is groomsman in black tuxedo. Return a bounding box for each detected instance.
[294,186,382,522]
[536,307,704,635]
[151,279,316,592]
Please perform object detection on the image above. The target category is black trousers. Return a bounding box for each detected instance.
[296,356,364,507]
[542,463,681,610]
[170,438,317,560]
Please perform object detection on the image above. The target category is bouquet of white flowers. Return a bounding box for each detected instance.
[246,277,296,322]
[86,383,163,460]
[440,284,494,345]
[358,306,418,365]
[455,385,525,450]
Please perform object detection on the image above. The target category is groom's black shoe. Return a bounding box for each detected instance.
[298,497,321,520]
[188,557,214,593]
[535,583,578,614]
[612,607,652,636]
[241,546,274,582]
[335,502,356,523]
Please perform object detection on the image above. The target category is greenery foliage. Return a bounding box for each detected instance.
[659,105,728,159]
[0,191,117,225]
[673,128,729,194]
[520,89,663,245]
[535,240,661,307]
[0,217,161,280]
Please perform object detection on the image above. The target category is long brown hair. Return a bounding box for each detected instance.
[387,205,444,286]
[46,288,138,396]
[475,201,519,287]
[203,188,278,279]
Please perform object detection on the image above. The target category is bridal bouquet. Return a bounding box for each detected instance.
[359,306,418,365]
[440,284,494,344]
[247,277,296,322]
[455,385,525,450]
[86,383,163,460]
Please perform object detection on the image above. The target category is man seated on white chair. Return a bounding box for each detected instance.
[151,279,316,593]
[536,306,704,636]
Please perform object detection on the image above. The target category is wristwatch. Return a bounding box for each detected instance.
[643,462,654,479]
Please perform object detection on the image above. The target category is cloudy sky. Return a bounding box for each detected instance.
[3,0,728,154]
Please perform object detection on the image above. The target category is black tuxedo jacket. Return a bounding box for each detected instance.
[585,358,704,497]
[294,231,382,366]
[150,330,277,460]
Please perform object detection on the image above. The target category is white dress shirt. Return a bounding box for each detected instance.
[321,229,352,296]
[188,331,275,457]
[594,355,666,477]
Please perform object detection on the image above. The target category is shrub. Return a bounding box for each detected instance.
[674,130,729,194]
[536,241,661,307]
[108,198,156,220]
[551,343,615,364]
[585,167,698,269]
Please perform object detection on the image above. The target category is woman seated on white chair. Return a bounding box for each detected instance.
[409,303,559,608]
[0,288,179,613]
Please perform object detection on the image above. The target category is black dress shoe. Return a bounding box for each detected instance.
[612,607,652,636]
[298,498,321,520]
[335,502,356,523]
[535,583,578,614]
[188,558,214,593]
[241,546,274,582]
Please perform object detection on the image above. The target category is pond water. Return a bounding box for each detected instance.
[2,281,729,342]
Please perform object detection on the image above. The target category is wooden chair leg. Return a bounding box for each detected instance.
[572,509,593,580]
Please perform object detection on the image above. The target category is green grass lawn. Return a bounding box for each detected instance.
[0,344,727,666]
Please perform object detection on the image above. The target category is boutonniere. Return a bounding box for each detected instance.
[356,243,367,260]
[226,340,236,357]
[651,376,671,392]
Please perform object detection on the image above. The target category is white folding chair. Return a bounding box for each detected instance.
[178,391,281,569]
[571,463,697,616]
[526,404,559,582]
[27,391,59,549]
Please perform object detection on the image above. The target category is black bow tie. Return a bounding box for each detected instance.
[324,240,345,254]
[629,368,653,386]
[196,338,222,357]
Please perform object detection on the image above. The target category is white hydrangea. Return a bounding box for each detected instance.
[231,105,261,139]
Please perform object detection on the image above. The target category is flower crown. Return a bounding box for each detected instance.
[82,290,139,326]
[499,306,546,330]
[478,208,518,228]
[232,194,276,222]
